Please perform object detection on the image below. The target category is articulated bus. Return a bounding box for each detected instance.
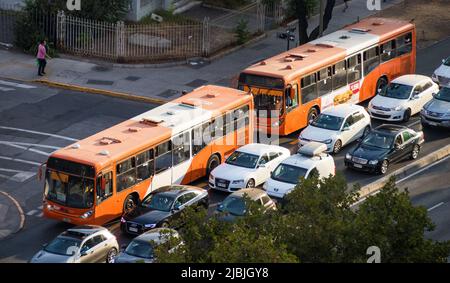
[238,17,416,136]
[42,85,254,225]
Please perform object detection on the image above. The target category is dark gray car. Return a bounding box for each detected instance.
[421,87,450,128]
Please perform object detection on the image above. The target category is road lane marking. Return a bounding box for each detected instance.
[0,126,78,142]
[36,212,43,217]
[407,119,421,128]
[351,190,380,207]
[0,141,61,150]
[0,168,24,173]
[0,156,41,166]
[26,210,38,216]
[38,205,43,210]
[0,80,36,89]
[0,142,51,156]
[0,86,14,91]
[428,202,444,212]
[396,155,450,184]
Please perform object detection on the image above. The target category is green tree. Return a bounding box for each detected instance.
[234,19,251,45]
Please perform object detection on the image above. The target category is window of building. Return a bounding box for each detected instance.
[347,54,362,83]
[155,140,172,174]
[116,157,136,193]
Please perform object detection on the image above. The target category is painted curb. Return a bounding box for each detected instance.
[33,79,169,105]
[357,144,450,200]
[0,191,25,235]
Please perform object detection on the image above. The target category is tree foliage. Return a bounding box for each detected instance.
[154,174,450,263]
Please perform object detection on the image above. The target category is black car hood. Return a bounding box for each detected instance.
[124,207,171,225]
[351,144,390,160]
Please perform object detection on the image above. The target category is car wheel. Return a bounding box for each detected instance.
[206,154,220,176]
[123,194,138,213]
[379,160,389,175]
[307,108,319,125]
[106,248,117,263]
[403,109,411,123]
[410,144,420,160]
[332,139,342,154]
[375,77,388,96]
[160,221,170,228]
[246,178,256,188]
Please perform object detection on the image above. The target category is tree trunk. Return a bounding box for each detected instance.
[295,0,309,45]
[309,0,336,41]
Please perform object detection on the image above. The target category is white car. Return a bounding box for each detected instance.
[264,142,335,200]
[298,104,371,154]
[432,56,450,87]
[368,74,439,122]
[209,143,291,191]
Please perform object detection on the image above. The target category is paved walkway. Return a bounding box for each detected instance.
[0,191,24,241]
[0,0,403,104]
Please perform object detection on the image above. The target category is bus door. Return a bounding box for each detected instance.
[283,82,301,134]
[171,131,192,185]
[94,170,115,224]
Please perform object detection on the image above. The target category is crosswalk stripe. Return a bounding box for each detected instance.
[38,205,43,210]
[27,210,38,216]
[0,80,36,89]
[0,86,14,91]
[36,212,44,217]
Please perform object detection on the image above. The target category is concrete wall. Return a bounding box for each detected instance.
[127,0,192,21]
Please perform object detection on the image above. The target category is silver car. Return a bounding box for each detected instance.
[30,225,119,263]
[114,228,182,263]
[421,87,450,128]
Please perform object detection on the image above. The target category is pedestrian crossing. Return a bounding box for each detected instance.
[0,80,36,92]
[26,206,43,218]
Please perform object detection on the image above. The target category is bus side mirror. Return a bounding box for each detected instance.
[37,163,45,181]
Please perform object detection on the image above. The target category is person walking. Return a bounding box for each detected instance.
[36,40,50,76]
[343,0,350,12]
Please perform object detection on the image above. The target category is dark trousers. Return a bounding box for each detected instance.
[38,58,46,75]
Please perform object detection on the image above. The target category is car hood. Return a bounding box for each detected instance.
[211,163,255,181]
[124,207,171,225]
[425,98,450,114]
[434,64,450,77]
[30,250,73,263]
[114,252,154,263]
[300,125,337,142]
[265,177,296,198]
[350,144,390,160]
[371,95,408,109]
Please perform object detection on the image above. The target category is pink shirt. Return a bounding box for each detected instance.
[37,44,46,59]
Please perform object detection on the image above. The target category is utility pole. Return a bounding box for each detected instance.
[319,0,324,37]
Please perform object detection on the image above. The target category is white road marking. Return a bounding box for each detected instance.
[351,190,380,207]
[38,205,43,210]
[396,155,450,184]
[0,80,36,89]
[0,168,24,173]
[0,126,78,142]
[0,86,14,92]
[407,119,421,128]
[0,170,36,182]
[428,202,444,212]
[0,155,41,166]
[0,141,60,150]
[0,142,51,156]
[26,210,38,216]
[36,212,43,217]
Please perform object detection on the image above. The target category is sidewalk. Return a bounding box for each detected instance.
[0,191,24,241]
[0,0,403,104]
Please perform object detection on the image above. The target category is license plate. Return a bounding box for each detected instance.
[218,183,227,188]
[128,227,138,233]
[353,164,363,168]
[375,111,384,114]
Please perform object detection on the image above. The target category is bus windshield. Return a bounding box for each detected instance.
[44,170,95,209]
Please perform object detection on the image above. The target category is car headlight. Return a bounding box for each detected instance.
[323,139,333,144]
[209,174,214,181]
[120,217,126,223]
[144,223,156,229]
[80,210,93,219]
[369,160,379,165]
[232,179,245,185]
[393,106,403,111]
[345,153,352,160]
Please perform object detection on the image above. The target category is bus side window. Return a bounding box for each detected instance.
[396,32,412,56]
[301,73,317,104]
[363,46,380,75]
[380,39,396,62]
[317,67,332,97]
[136,149,154,182]
[347,54,361,83]
[96,172,112,204]
[192,126,203,156]
[235,105,249,130]
[173,132,191,166]
[332,60,347,90]
[286,84,299,110]
[155,140,172,174]
[116,157,136,193]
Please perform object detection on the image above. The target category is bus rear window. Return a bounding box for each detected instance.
[238,73,284,89]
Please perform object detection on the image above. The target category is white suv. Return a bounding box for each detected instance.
[432,56,450,87]
[298,104,371,154]
[264,142,335,200]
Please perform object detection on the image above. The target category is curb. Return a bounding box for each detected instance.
[34,79,169,105]
[357,144,450,200]
[0,191,25,235]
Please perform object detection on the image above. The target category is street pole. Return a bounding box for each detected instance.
[319,0,324,37]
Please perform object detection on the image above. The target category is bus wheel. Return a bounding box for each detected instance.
[307,108,319,125]
[376,77,388,95]
[206,154,220,176]
[123,194,138,213]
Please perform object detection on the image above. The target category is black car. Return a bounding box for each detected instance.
[120,185,209,235]
[344,124,424,175]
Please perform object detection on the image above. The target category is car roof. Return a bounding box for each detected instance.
[235,143,287,156]
[374,124,409,135]
[230,188,268,200]
[391,74,430,86]
[136,228,179,243]
[62,225,106,239]
[280,152,329,169]
[153,185,204,197]
[321,104,366,118]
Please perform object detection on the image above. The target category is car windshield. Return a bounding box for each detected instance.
[434,87,450,102]
[44,236,81,256]
[141,193,175,212]
[125,240,154,259]
[217,196,247,216]
[225,151,260,169]
[311,114,344,131]
[379,83,412,99]
[361,132,394,149]
[44,170,94,209]
[271,163,308,185]
[443,57,450,66]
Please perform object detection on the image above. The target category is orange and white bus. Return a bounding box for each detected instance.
[42,85,253,225]
[237,17,416,136]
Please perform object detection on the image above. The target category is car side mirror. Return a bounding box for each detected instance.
[443,59,446,64]
[80,251,88,257]
[258,164,266,168]
[377,88,382,94]
[342,126,350,131]
[42,243,48,248]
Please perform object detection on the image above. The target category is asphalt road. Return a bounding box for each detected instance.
[0,37,449,262]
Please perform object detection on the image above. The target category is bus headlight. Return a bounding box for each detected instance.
[80,210,93,219]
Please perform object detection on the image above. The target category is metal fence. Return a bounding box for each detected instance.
[0,4,20,45]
